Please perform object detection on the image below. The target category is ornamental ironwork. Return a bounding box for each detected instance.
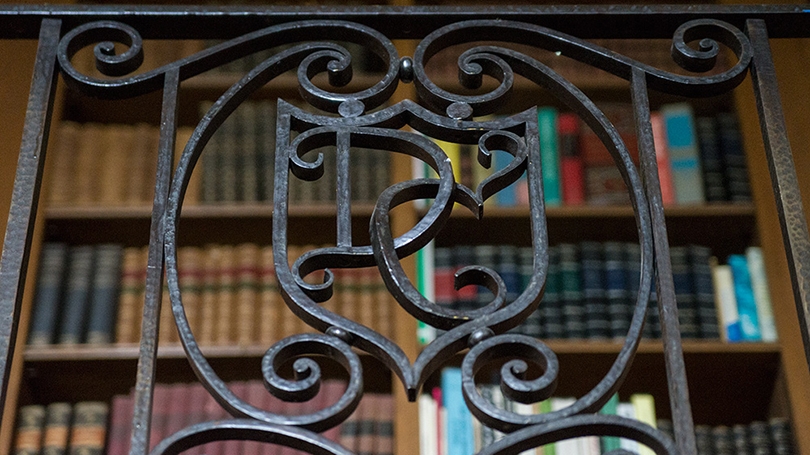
[0,6,809,455]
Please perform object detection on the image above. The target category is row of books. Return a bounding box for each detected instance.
[419,368,658,455]
[413,105,751,208]
[27,243,396,348]
[198,99,391,205]
[419,369,795,455]
[415,242,776,345]
[15,380,394,455]
[690,419,795,455]
[14,401,108,455]
[45,111,391,208]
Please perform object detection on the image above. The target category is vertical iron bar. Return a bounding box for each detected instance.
[0,17,60,428]
[336,130,352,247]
[630,67,697,455]
[129,68,179,455]
[746,18,810,371]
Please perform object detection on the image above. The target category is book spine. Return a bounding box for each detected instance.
[518,246,542,337]
[47,122,80,206]
[418,393,439,455]
[580,241,608,339]
[356,396,375,455]
[543,246,564,339]
[198,245,220,346]
[717,113,752,203]
[650,112,676,205]
[689,245,720,340]
[236,243,259,346]
[42,403,72,455]
[176,127,200,205]
[14,405,46,455]
[629,394,657,455]
[558,244,584,339]
[98,125,133,206]
[73,123,102,206]
[86,244,124,344]
[239,103,259,202]
[670,246,699,339]
[695,116,728,202]
[125,124,159,206]
[108,394,134,455]
[441,368,474,455]
[599,394,621,453]
[728,254,762,341]
[258,245,279,345]
[28,243,68,346]
[746,246,778,342]
[538,107,562,207]
[711,261,742,342]
[416,240,436,346]
[558,112,585,205]
[258,101,277,203]
[68,402,109,455]
[58,245,96,345]
[604,242,630,339]
[661,103,705,204]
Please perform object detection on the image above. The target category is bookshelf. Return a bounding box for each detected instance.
[1,4,810,455]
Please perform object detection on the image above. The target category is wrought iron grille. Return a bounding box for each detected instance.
[1,5,809,455]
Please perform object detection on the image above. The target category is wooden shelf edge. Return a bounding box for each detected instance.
[24,340,780,362]
[44,203,377,220]
[426,203,757,219]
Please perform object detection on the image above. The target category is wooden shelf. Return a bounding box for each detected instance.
[45,203,376,220]
[435,203,757,219]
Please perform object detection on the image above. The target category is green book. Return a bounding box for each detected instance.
[600,394,622,453]
[538,107,561,207]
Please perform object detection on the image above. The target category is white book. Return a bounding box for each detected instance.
[550,398,581,455]
[511,401,538,455]
[746,246,778,342]
[616,402,640,453]
[419,394,438,455]
[711,261,743,342]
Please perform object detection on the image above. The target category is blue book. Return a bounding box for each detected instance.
[728,254,762,341]
[441,368,474,455]
[86,244,124,344]
[494,149,517,207]
[661,103,705,204]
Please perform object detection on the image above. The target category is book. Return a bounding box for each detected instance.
[695,116,728,203]
[580,241,609,339]
[670,246,699,339]
[543,246,564,339]
[629,394,657,455]
[85,244,124,344]
[716,113,752,203]
[650,112,675,205]
[599,394,621,453]
[58,245,96,345]
[14,405,45,455]
[538,107,562,207]
[728,254,762,341]
[236,243,259,346]
[108,394,134,455]
[558,112,585,205]
[711,260,743,343]
[28,243,68,346]
[419,393,439,455]
[604,242,630,339]
[689,245,720,340]
[746,247,778,342]
[115,246,147,345]
[441,368,474,455]
[68,402,109,455]
[42,402,72,455]
[46,122,80,206]
[661,103,705,204]
[558,244,584,339]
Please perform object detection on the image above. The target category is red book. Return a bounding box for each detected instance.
[185,383,209,455]
[558,112,585,205]
[108,395,134,455]
[321,380,347,443]
[651,112,676,205]
[149,383,172,451]
[165,383,191,442]
[431,387,443,455]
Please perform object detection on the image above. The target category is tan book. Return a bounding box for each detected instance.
[46,122,80,207]
[235,243,259,346]
[175,126,201,205]
[125,123,159,206]
[258,245,279,345]
[178,246,203,341]
[99,125,135,206]
[73,123,103,206]
[374,271,394,340]
[216,245,236,345]
[116,246,147,344]
[198,244,221,346]
[158,282,176,345]
[281,245,306,339]
[358,267,376,330]
[339,268,358,327]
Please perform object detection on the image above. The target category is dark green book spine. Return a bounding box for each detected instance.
[85,244,124,344]
[558,244,584,339]
[690,245,720,339]
[581,241,609,339]
[671,246,699,339]
[58,245,96,345]
[28,243,68,346]
[604,242,630,339]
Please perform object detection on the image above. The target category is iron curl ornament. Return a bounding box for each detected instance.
[50,14,755,455]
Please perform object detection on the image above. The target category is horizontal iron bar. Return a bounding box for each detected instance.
[0,4,809,40]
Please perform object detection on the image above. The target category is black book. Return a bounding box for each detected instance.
[690,245,720,339]
[57,245,96,345]
[85,244,124,344]
[559,243,584,339]
[516,246,542,337]
[28,243,68,346]
[580,241,609,339]
[717,112,753,203]
[696,116,728,202]
[604,242,630,339]
[543,246,565,339]
[670,246,699,339]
